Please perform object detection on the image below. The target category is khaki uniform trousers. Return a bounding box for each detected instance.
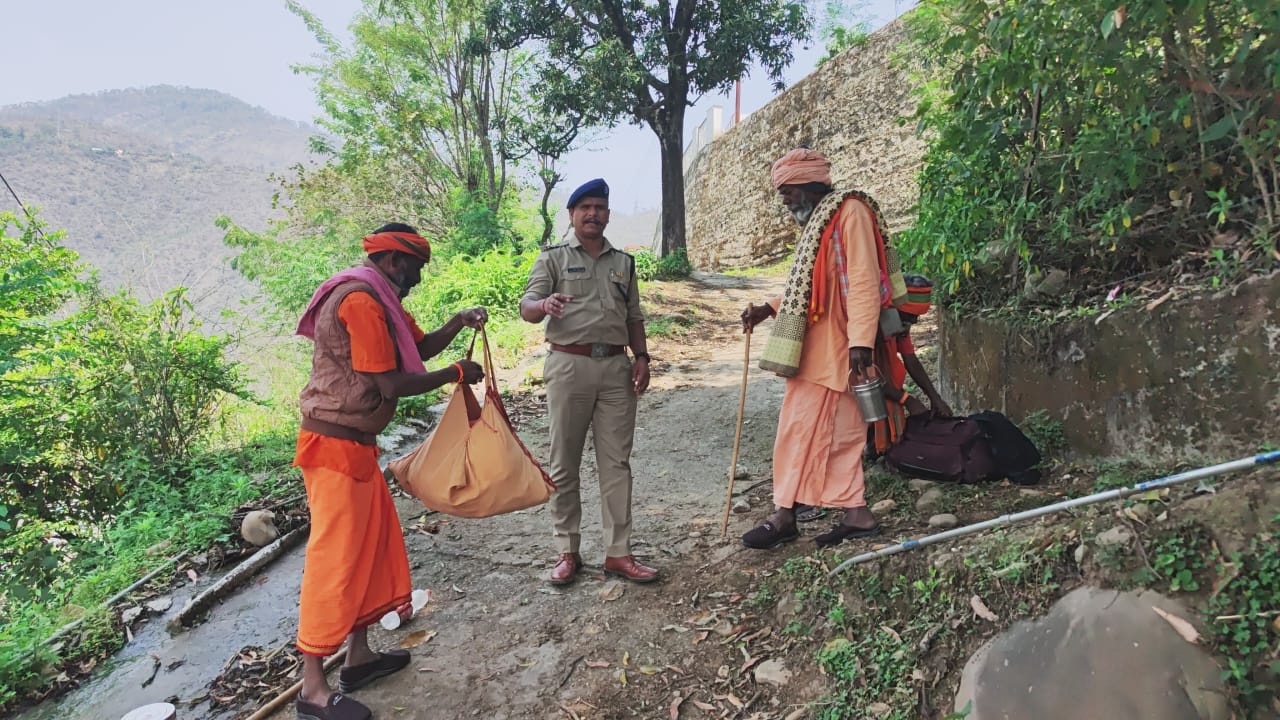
[544,351,637,557]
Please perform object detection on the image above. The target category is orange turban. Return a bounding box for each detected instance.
[770,149,832,189]
[362,231,431,262]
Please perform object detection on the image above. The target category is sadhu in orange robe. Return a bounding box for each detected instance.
[294,292,419,656]
[765,196,885,510]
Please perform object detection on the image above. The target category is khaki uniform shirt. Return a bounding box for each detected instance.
[522,235,644,346]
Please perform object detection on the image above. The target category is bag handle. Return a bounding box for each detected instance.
[465,325,499,395]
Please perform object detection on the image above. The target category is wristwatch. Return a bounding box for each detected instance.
[633,352,651,363]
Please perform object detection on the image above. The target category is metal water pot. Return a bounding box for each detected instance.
[849,365,888,423]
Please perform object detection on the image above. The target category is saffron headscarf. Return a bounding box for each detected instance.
[363,231,431,263]
[770,148,833,189]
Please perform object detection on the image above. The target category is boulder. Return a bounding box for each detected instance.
[955,587,1229,720]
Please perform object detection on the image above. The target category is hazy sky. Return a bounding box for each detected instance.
[4,0,915,212]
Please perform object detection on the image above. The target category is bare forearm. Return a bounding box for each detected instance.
[628,321,647,356]
[372,368,460,399]
[520,298,548,323]
[417,314,465,360]
[903,354,942,400]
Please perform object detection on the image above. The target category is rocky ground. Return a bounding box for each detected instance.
[16,270,1279,720]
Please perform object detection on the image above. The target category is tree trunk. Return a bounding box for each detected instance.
[539,176,555,247]
[654,109,687,256]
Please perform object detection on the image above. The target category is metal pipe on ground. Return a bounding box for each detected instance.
[828,450,1280,578]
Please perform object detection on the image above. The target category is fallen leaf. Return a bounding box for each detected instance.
[739,656,761,674]
[616,669,628,686]
[125,625,134,643]
[724,693,745,709]
[399,629,438,649]
[585,660,611,668]
[451,584,464,594]
[186,569,198,583]
[879,625,903,643]
[256,575,270,584]
[622,651,630,666]
[1152,606,1199,644]
[661,625,690,633]
[599,583,625,602]
[639,665,662,675]
[970,595,999,622]
[665,664,684,675]
[669,693,684,720]
[693,630,709,645]
[692,700,717,711]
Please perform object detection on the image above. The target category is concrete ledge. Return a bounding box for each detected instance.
[938,270,1280,460]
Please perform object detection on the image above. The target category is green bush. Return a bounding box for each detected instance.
[1,287,248,525]
[633,249,659,281]
[900,0,1280,309]
[633,248,693,281]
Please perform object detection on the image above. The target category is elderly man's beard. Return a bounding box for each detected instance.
[787,199,816,225]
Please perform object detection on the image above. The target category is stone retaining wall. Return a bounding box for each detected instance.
[683,20,924,269]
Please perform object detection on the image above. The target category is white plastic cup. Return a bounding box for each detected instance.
[411,588,432,612]
[379,611,401,631]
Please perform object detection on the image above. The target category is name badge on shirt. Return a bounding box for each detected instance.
[567,266,587,273]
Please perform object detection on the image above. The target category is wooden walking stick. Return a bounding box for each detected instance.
[721,321,753,537]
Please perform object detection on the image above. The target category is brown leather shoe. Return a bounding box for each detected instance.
[603,555,659,583]
[549,552,583,586]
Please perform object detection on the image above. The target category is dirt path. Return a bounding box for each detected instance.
[18,271,810,720]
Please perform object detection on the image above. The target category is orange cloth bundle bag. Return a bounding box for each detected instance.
[388,327,554,518]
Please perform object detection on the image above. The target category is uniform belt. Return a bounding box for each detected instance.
[550,343,627,359]
[300,416,379,446]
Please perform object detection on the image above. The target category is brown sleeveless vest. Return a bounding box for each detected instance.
[298,281,400,440]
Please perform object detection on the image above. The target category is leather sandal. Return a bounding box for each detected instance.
[296,693,371,720]
[813,523,880,548]
[741,520,799,549]
[337,649,411,693]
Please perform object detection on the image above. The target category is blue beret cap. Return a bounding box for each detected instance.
[567,178,609,209]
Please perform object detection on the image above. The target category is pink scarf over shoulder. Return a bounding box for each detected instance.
[295,263,426,374]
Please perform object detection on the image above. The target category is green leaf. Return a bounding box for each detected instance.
[1199,116,1235,143]
[1100,11,1116,39]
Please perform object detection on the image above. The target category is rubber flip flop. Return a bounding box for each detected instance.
[814,523,881,548]
[795,504,828,523]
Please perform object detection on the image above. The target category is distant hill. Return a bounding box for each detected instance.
[0,86,316,326]
[0,86,662,328]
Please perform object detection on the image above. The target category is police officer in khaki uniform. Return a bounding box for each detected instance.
[519,178,658,585]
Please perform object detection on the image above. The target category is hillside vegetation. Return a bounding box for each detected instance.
[0,87,318,322]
